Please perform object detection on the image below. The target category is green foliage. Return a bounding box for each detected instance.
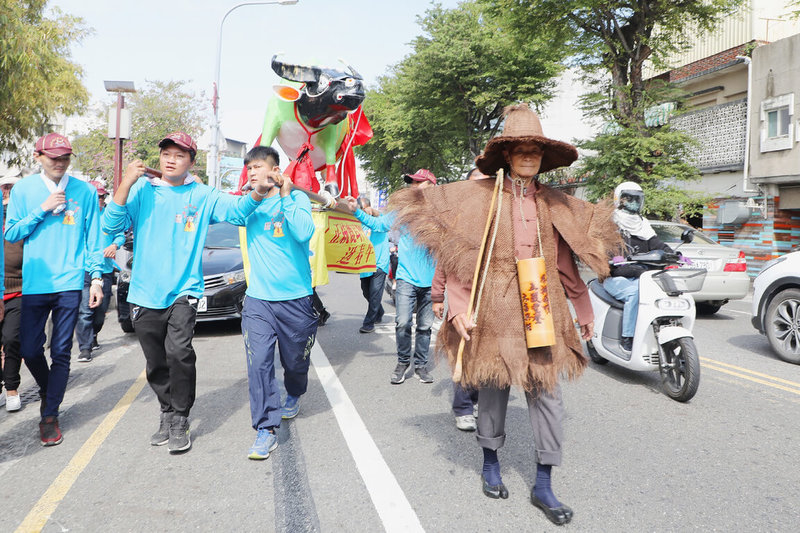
[488,0,741,218]
[357,0,568,192]
[71,80,209,185]
[579,123,711,220]
[0,1,90,163]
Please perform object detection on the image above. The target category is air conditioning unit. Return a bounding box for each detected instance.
[716,200,751,225]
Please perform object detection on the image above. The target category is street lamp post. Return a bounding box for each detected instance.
[210,0,299,189]
[104,80,136,191]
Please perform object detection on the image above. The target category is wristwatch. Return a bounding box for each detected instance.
[90,278,103,287]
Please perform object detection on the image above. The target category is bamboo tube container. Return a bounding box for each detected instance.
[517,257,556,348]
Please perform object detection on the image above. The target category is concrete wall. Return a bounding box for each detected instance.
[749,33,800,182]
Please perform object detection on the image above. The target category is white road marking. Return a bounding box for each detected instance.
[723,308,752,316]
[310,342,425,533]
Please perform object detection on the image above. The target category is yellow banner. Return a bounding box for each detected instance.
[311,211,376,285]
[240,211,376,288]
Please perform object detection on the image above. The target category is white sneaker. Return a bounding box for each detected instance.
[6,393,21,412]
[455,414,477,432]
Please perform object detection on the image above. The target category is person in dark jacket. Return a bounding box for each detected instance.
[1,172,23,412]
[603,182,673,353]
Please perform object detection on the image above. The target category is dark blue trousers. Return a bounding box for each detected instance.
[360,268,386,328]
[76,272,114,351]
[20,291,81,418]
[241,295,318,430]
[452,382,479,416]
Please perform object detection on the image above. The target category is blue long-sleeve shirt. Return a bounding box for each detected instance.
[102,179,260,309]
[90,220,127,274]
[379,211,436,287]
[397,231,436,288]
[229,190,315,301]
[354,209,391,279]
[0,205,4,293]
[5,174,102,294]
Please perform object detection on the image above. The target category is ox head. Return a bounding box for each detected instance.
[272,55,366,128]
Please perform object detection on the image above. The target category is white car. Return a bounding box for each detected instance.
[650,221,750,314]
[751,251,800,364]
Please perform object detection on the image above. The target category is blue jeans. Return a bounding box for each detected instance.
[602,276,640,338]
[20,291,81,418]
[76,272,114,351]
[241,295,318,430]
[360,268,386,328]
[394,279,433,368]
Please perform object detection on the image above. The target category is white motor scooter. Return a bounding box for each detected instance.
[585,233,706,402]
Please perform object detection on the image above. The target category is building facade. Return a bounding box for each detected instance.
[647,1,800,275]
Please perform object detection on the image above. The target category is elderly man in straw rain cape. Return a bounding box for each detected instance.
[389,105,619,526]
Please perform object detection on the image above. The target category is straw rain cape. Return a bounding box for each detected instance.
[389,179,619,393]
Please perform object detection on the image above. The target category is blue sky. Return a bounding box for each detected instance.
[51,0,592,149]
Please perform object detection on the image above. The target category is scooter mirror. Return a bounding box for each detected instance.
[681,229,695,244]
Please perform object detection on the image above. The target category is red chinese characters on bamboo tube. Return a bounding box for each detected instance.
[517,257,556,348]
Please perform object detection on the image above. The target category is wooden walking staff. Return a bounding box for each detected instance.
[452,168,504,383]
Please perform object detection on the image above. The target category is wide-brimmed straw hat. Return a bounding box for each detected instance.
[475,104,578,175]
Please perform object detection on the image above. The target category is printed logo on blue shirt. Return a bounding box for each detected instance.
[176,203,198,232]
[62,199,81,225]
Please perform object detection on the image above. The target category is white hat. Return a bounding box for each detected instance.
[0,168,21,187]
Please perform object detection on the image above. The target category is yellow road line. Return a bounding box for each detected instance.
[16,371,147,533]
[700,356,800,388]
[700,360,800,396]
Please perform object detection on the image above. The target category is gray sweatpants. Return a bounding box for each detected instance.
[476,384,564,466]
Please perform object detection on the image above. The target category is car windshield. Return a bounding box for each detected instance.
[652,223,716,245]
[206,222,241,248]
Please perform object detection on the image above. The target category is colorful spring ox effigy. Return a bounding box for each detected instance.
[239,55,372,199]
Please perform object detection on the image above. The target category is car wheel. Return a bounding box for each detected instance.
[696,303,722,315]
[765,288,800,364]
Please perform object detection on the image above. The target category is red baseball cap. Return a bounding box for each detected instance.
[158,131,197,154]
[89,180,108,196]
[403,168,437,185]
[35,133,73,158]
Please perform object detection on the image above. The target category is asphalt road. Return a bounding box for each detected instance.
[2,275,800,532]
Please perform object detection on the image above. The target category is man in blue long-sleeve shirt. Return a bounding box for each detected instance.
[228,146,318,460]
[389,169,438,385]
[103,132,271,454]
[348,195,390,334]
[5,133,104,447]
[76,180,125,363]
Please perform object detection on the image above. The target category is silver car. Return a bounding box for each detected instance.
[650,221,750,314]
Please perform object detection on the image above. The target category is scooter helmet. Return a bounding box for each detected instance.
[613,181,644,214]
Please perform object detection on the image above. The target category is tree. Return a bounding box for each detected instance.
[489,0,741,219]
[357,0,568,191]
[71,80,209,184]
[0,1,90,164]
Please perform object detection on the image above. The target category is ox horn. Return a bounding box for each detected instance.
[337,57,363,80]
[271,54,320,83]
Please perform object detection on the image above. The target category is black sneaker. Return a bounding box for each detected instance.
[77,350,93,363]
[151,411,174,446]
[415,367,434,383]
[359,324,375,333]
[621,336,633,353]
[168,415,191,453]
[390,363,410,384]
[91,335,100,351]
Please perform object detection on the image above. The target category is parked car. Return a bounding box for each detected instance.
[116,222,247,331]
[751,251,800,364]
[650,221,750,314]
